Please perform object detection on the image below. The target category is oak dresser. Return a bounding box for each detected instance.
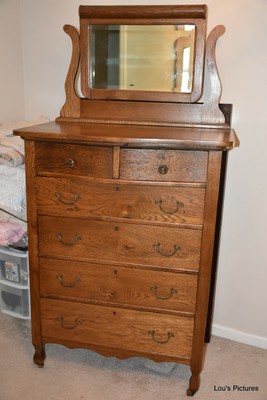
[15,5,239,396]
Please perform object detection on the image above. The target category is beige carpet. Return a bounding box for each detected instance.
[0,311,266,400]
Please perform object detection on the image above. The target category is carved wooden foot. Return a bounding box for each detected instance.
[33,345,46,368]
[187,371,200,396]
[186,388,197,396]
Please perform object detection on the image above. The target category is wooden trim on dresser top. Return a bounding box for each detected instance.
[14,121,238,151]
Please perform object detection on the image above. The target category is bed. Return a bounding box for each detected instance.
[0,116,48,223]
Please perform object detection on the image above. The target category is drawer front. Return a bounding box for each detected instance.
[38,216,202,271]
[40,298,194,360]
[36,142,113,178]
[120,149,208,182]
[39,258,197,314]
[36,178,205,225]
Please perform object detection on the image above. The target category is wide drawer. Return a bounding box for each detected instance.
[40,298,194,360]
[36,178,205,225]
[39,258,197,314]
[38,216,202,271]
[36,142,113,178]
[120,149,208,182]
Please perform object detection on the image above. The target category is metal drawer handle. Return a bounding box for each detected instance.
[148,330,174,344]
[56,232,81,246]
[55,192,80,205]
[150,286,177,300]
[158,164,168,175]
[56,274,80,288]
[56,316,83,330]
[66,159,75,168]
[153,242,180,257]
[155,199,184,215]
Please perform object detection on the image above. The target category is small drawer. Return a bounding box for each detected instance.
[41,298,194,360]
[0,251,28,286]
[39,258,198,314]
[38,216,202,271]
[36,178,205,225]
[0,282,29,318]
[36,142,113,178]
[120,149,208,182]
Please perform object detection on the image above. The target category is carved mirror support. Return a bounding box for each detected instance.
[58,5,227,127]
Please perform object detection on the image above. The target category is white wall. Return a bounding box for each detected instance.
[0,0,24,123]
[14,0,267,348]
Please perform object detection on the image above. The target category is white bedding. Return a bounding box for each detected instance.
[0,116,49,221]
[0,164,26,221]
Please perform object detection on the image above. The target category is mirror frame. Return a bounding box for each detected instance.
[79,5,207,103]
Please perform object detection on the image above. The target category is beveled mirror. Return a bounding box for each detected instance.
[90,24,195,93]
[79,5,207,103]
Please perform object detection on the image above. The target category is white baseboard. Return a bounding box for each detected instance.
[212,324,267,350]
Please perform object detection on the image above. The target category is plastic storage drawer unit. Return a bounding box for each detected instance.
[0,247,30,319]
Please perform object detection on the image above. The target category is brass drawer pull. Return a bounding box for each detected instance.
[56,274,81,288]
[55,192,80,205]
[153,242,180,257]
[150,286,177,300]
[155,199,184,214]
[56,316,83,330]
[148,330,174,344]
[66,159,75,168]
[56,232,81,246]
[158,164,169,175]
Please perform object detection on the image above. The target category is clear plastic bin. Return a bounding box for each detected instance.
[0,282,29,318]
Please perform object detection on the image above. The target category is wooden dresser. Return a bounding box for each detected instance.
[15,5,239,396]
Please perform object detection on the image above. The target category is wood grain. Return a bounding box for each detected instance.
[202,25,226,124]
[38,216,202,271]
[39,258,197,314]
[14,121,238,151]
[36,142,113,178]
[24,141,46,366]
[59,25,80,118]
[79,5,207,20]
[40,298,194,359]
[188,151,222,394]
[36,178,205,225]
[120,149,208,182]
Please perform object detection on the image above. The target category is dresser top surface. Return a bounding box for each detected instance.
[14,121,238,151]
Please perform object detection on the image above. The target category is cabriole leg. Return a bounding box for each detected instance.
[33,344,46,368]
[186,369,200,396]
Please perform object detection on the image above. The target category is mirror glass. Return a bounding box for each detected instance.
[90,25,196,93]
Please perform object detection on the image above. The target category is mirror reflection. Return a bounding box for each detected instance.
[90,25,195,93]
